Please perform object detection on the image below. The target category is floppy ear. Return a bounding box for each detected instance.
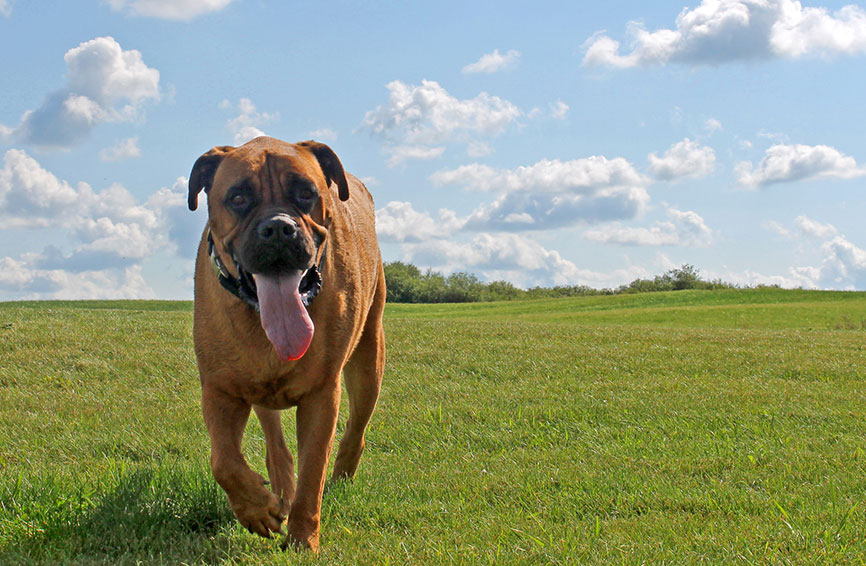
[188,146,234,211]
[298,140,350,201]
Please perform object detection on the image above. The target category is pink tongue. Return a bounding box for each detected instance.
[253,272,314,361]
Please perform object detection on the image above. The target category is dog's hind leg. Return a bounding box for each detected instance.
[332,269,386,481]
[253,405,294,518]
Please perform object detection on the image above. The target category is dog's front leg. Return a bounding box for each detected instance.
[253,405,295,518]
[284,384,341,552]
[202,386,286,538]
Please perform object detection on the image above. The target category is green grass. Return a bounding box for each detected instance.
[1,289,865,564]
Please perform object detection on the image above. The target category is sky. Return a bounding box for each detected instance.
[1,0,866,300]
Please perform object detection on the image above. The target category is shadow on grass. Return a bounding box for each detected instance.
[0,462,236,564]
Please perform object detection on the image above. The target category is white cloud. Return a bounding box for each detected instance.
[376,201,465,242]
[99,137,141,162]
[710,267,815,289]
[790,234,866,289]
[360,79,521,164]
[550,100,570,120]
[386,145,446,167]
[648,138,716,181]
[824,236,866,285]
[431,156,649,231]
[756,215,866,289]
[772,1,866,57]
[401,233,584,288]
[763,219,792,238]
[583,206,713,247]
[3,37,160,148]
[0,151,199,298]
[705,118,723,133]
[0,258,155,300]
[307,128,338,142]
[399,232,655,289]
[224,97,278,145]
[104,0,235,20]
[793,215,838,239]
[432,156,647,193]
[736,143,865,188]
[0,0,11,17]
[583,0,866,68]
[0,149,82,225]
[462,49,521,74]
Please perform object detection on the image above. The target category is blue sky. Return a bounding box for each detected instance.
[1,0,865,300]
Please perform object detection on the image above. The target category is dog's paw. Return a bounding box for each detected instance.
[281,529,320,554]
[230,489,286,539]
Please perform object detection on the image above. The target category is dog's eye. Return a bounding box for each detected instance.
[230,194,247,207]
[298,188,316,201]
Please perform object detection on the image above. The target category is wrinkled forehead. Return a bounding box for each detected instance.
[216,145,314,185]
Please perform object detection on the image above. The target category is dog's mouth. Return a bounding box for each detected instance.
[208,230,321,362]
[252,271,315,362]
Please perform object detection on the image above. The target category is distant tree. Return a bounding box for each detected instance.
[382,261,736,303]
[667,264,701,290]
[481,280,523,301]
[383,261,422,302]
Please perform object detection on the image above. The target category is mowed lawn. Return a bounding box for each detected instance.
[0,289,865,564]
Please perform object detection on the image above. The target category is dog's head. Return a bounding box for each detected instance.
[188,136,349,361]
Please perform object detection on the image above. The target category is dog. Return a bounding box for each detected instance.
[187,136,385,551]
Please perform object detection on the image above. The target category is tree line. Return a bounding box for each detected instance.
[383,261,739,303]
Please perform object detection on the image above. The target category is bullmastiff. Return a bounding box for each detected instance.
[187,136,385,551]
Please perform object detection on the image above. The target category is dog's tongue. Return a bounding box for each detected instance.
[253,272,314,361]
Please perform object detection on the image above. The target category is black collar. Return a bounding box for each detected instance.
[206,230,323,312]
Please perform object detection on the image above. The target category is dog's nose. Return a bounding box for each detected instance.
[257,216,297,243]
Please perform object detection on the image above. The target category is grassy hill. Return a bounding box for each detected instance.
[1,289,864,564]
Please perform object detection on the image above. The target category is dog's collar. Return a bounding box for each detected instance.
[206,229,324,312]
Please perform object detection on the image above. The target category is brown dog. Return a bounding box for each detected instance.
[187,136,385,551]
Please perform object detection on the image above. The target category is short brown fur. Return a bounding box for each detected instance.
[188,136,385,551]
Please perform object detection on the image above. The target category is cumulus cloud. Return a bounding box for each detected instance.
[736,143,865,188]
[432,156,649,231]
[398,232,655,289]
[648,138,716,181]
[0,150,83,226]
[0,258,155,300]
[788,233,866,289]
[401,233,584,288]
[3,37,160,148]
[222,98,278,145]
[104,0,235,20]
[99,137,141,162]
[432,157,647,193]
[462,49,521,74]
[360,79,521,164]
[757,215,866,289]
[583,0,866,68]
[0,150,200,298]
[583,206,713,247]
[376,201,465,242]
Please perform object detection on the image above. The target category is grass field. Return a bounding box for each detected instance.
[1,288,865,564]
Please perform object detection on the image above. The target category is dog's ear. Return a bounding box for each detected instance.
[188,146,234,211]
[298,141,350,202]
